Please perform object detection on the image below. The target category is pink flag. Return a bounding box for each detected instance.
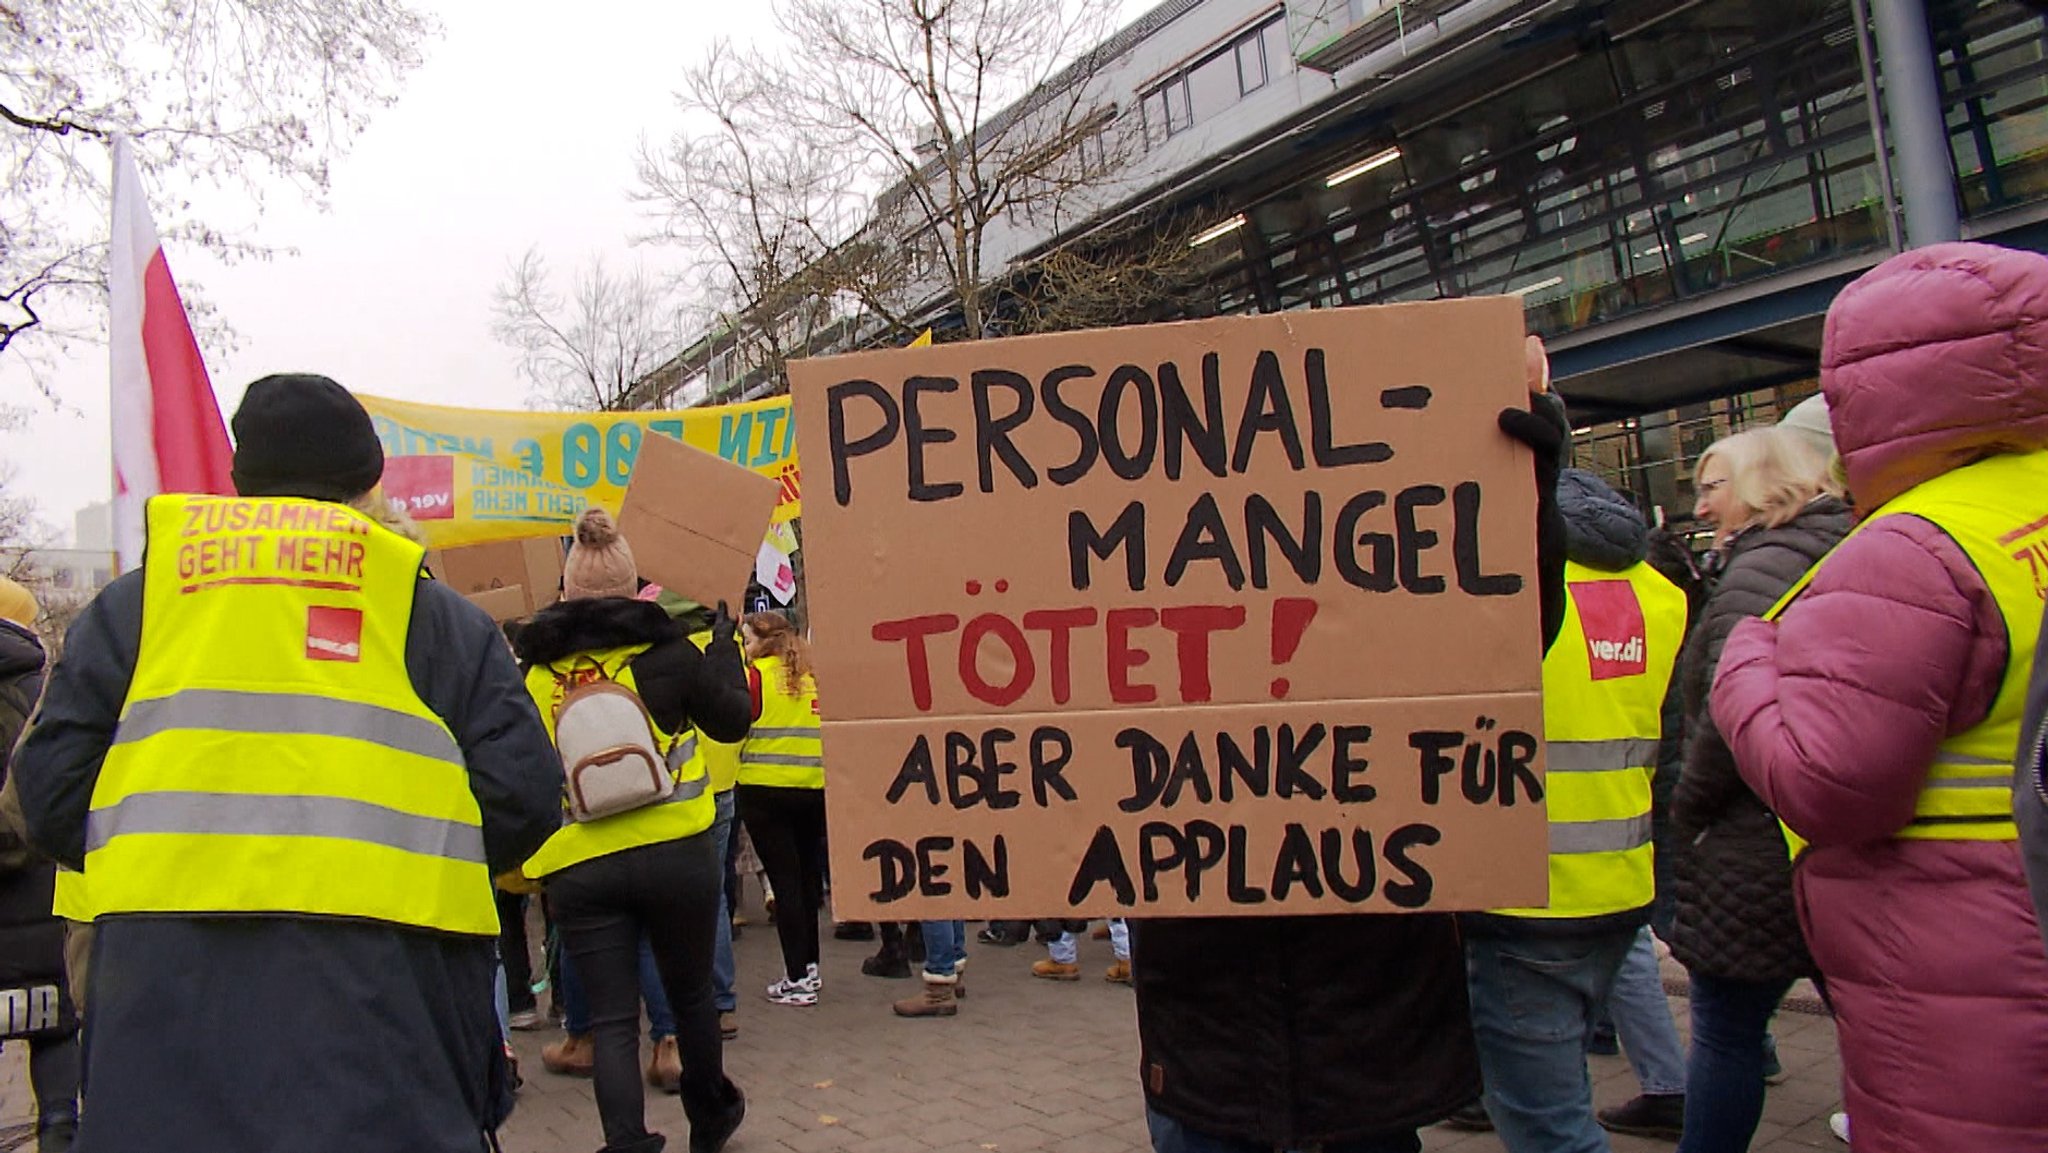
[109,135,235,570]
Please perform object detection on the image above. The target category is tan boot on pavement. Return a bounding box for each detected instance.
[646,1036,682,1093]
[541,1033,595,1077]
[1033,959,1081,981]
[1105,960,1132,984]
[893,971,959,1017]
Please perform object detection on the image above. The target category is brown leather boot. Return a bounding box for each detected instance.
[1105,960,1132,984]
[541,1033,595,1077]
[1032,959,1081,981]
[892,972,959,1017]
[647,1036,682,1093]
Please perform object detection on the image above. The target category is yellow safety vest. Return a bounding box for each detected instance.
[739,655,823,790]
[689,628,744,795]
[87,495,496,936]
[51,868,85,922]
[520,645,715,878]
[1498,559,1688,919]
[1770,450,2048,854]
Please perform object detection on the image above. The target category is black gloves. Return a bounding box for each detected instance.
[711,600,740,650]
[1499,391,1572,654]
[1497,391,1569,491]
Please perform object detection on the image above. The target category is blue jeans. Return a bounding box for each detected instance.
[1606,926,1686,1096]
[921,920,966,978]
[560,935,675,1040]
[1146,1108,1420,1153]
[712,791,737,1013]
[1465,926,1637,1153]
[1677,973,1794,1153]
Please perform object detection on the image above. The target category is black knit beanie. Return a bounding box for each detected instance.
[230,374,386,502]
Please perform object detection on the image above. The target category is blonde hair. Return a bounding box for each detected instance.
[348,489,425,545]
[1696,427,1829,530]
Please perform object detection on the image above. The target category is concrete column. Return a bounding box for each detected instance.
[1870,0,1962,245]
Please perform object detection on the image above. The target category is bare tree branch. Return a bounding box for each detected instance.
[0,0,440,381]
[492,250,684,413]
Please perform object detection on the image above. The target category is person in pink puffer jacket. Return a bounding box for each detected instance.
[1710,242,2048,1153]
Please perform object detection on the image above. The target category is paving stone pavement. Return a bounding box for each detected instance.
[0,914,1846,1153]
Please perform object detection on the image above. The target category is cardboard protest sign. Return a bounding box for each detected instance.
[787,299,1549,919]
[428,538,564,618]
[361,393,803,549]
[465,585,530,623]
[615,430,781,611]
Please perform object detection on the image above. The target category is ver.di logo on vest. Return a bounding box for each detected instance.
[1571,580,1647,681]
[306,606,364,663]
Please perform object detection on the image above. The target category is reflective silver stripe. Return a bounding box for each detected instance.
[1547,739,1658,774]
[661,774,711,804]
[1934,751,2010,767]
[749,727,821,740]
[743,752,824,768]
[667,735,701,770]
[1550,814,1652,855]
[87,791,484,863]
[1923,775,2013,790]
[115,690,461,765]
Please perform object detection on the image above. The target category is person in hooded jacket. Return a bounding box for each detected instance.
[1712,242,2048,1153]
[1457,468,1688,1153]
[1131,337,1571,1153]
[0,577,78,1152]
[1664,427,1851,1153]
[515,508,753,1153]
[10,375,563,1153]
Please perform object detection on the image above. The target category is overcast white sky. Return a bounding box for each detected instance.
[1,0,793,543]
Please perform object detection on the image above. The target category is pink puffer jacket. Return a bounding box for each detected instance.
[1712,243,2048,1153]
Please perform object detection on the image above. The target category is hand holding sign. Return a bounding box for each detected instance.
[789,301,1550,919]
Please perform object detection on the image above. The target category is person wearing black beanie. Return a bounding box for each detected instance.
[229,374,387,502]
[9,371,562,1153]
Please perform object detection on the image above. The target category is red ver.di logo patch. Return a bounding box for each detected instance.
[381,455,457,521]
[1572,580,1646,680]
[306,606,364,663]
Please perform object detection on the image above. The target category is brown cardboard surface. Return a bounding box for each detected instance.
[615,429,781,611]
[787,300,1547,918]
[465,585,530,622]
[428,537,563,618]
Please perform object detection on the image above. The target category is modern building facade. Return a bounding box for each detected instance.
[659,0,2048,533]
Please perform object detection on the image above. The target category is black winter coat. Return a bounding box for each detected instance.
[0,618,68,1039]
[1129,395,1571,1146]
[11,566,562,1153]
[513,596,752,745]
[1666,497,1852,982]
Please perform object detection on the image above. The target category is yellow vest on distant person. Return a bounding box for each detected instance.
[1771,450,2048,853]
[689,628,745,795]
[738,655,822,790]
[85,495,497,936]
[1497,559,1688,919]
[520,645,715,878]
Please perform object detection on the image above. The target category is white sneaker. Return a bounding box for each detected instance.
[765,977,816,1006]
[506,1007,544,1032]
[798,962,821,993]
[1829,1112,1850,1144]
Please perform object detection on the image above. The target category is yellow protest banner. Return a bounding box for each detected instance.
[359,394,801,548]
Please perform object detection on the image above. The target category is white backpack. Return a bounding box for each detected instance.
[551,656,676,822]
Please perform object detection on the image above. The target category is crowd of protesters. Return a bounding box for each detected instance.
[3,242,2048,1153]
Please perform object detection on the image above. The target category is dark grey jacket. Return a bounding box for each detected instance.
[2018,610,2048,956]
[11,567,560,1153]
[1666,496,1852,981]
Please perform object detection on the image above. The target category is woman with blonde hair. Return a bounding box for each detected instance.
[1664,425,1852,1153]
[736,612,829,1007]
